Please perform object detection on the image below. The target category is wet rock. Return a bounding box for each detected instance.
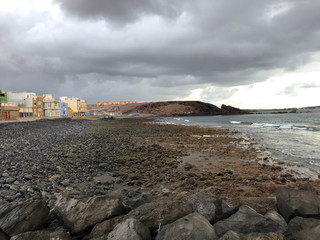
[10,228,71,240]
[123,193,153,210]
[0,200,49,237]
[125,200,193,232]
[214,205,286,237]
[219,230,286,240]
[156,212,219,240]
[54,194,124,235]
[184,192,222,223]
[276,186,320,222]
[83,215,124,240]
[107,218,151,240]
[284,216,320,240]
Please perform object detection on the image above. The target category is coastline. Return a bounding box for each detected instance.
[1,118,320,239]
[1,118,318,204]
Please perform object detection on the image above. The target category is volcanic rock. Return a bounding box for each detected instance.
[125,200,193,231]
[0,200,49,237]
[156,212,219,240]
[54,194,124,235]
[107,218,151,240]
[284,216,320,240]
[184,192,222,223]
[10,228,71,240]
[83,215,124,240]
[214,205,286,237]
[276,186,320,222]
[218,230,286,240]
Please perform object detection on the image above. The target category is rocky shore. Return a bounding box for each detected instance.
[0,118,319,239]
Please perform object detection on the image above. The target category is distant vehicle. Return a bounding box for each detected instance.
[104,115,113,119]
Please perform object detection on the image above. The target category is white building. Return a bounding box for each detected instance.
[43,94,61,117]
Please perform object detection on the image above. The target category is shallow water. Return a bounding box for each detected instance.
[158,110,320,175]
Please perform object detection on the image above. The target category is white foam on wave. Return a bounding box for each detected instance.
[309,161,320,167]
[230,121,241,124]
[252,122,310,131]
[279,124,293,129]
[184,120,190,122]
[292,126,307,130]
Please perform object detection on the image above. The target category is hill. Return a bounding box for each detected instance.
[122,101,249,116]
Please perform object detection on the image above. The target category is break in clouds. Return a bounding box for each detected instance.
[1,0,320,104]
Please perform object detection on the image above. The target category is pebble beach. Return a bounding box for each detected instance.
[1,118,320,239]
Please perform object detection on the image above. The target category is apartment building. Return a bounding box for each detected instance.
[43,94,61,117]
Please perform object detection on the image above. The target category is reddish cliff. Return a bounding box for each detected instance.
[122,101,248,116]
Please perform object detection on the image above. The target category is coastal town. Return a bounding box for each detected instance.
[0,90,88,120]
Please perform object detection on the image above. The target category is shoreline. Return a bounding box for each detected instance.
[0,118,319,204]
[1,118,320,239]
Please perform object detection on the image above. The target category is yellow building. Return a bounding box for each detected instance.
[60,97,87,116]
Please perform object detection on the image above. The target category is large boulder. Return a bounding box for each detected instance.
[10,228,71,240]
[54,194,124,235]
[232,197,277,215]
[264,210,287,233]
[219,230,286,240]
[107,218,151,240]
[123,193,153,210]
[83,215,124,240]
[214,205,286,237]
[285,216,320,240]
[0,200,49,237]
[184,192,222,223]
[276,186,320,222]
[156,212,219,240]
[125,200,192,232]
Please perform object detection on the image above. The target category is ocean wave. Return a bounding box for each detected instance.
[230,121,241,124]
[251,122,312,131]
[309,161,320,167]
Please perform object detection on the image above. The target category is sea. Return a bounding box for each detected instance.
[158,109,320,179]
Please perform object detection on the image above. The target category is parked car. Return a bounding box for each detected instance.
[104,115,113,119]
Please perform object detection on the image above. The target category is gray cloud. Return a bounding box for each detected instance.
[1,0,320,104]
[53,0,182,25]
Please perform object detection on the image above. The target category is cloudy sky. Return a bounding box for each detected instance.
[1,0,320,109]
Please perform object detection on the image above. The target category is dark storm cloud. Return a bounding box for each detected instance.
[54,0,182,25]
[51,0,320,85]
[1,0,320,103]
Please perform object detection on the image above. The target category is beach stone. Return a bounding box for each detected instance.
[264,210,287,233]
[83,215,124,240]
[219,230,286,240]
[123,193,153,210]
[10,228,71,240]
[0,200,49,237]
[54,194,124,235]
[184,192,222,223]
[107,218,151,240]
[218,230,241,240]
[125,200,193,231]
[156,212,219,240]
[284,216,320,240]
[6,178,16,184]
[214,205,285,237]
[276,186,320,222]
